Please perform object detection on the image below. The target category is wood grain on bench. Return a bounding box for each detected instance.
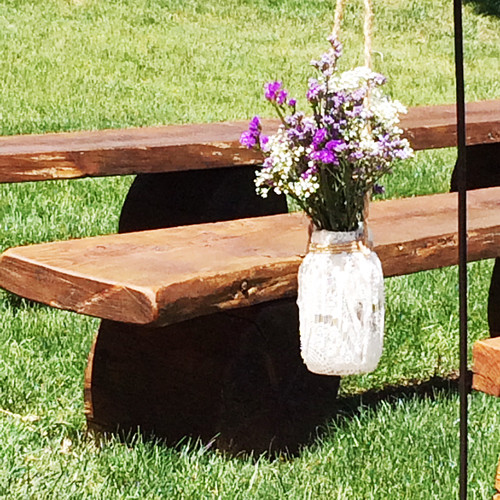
[0,186,499,326]
[0,100,499,183]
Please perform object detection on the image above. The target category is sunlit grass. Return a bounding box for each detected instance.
[0,0,498,135]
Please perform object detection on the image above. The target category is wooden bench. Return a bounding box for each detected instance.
[1,100,499,454]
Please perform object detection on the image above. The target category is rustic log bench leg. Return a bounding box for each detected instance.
[84,300,340,454]
[84,168,341,454]
[451,142,500,338]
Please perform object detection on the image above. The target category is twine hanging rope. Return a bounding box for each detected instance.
[308,239,372,255]
[331,0,373,69]
[330,0,375,242]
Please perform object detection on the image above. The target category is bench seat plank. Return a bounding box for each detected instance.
[0,186,499,326]
[0,100,499,183]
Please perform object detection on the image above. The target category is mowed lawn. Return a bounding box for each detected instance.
[0,0,500,498]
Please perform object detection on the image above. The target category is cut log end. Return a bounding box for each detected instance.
[472,338,500,396]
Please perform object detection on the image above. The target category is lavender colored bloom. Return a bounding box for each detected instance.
[287,118,316,144]
[259,135,270,151]
[350,88,367,103]
[373,183,385,194]
[321,115,343,136]
[288,98,297,108]
[322,115,335,126]
[375,134,412,161]
[306,79,325,103]
[348,150,364,162]
[240,131,257,149]
[312,37,342,77]
[326,139,347,153]
[345,105,366,119]
[240,115,262,149]
[286,128,300,142]
[264,81,283,102]
[312,128,328,149]
[285,111,304,128]
[393,148,412,160]
[301,164,318,180]
[371,73,387,86]
[262,157,274,169]
[248,115,261,133]
[331,91,346,108]
[276,89,288,105]
[311,52,335,77]
[327,36,343,60]
[310,148,338,165]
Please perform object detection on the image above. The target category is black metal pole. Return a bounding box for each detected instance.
[453,0,468,498]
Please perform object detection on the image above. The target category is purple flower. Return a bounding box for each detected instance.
[285,112,302,127]
[259,135,270,151]
[393,148,412,160]
[333,91,347,106]
[310,149,339,164]
[240,131,257,149]
[311,37,343,77]
[348,150,365,162]
[265,81,284,102]
[325,139,347,153]
[327,36,343,60]
[239,115,262,149]
[262,157,274,169]
[345,105,366,119]
[312,128,328,149]
[371,73,387,86]
[301,164,318,180]
[373,183,385,194]
[248,115,261,134]
[375,135,412,161]
[288,98,297,108]
[350,88,367,103]
[276,89,288,105]
[287,117,316,144]
[322,115,344,137]
[306,79,325,103]
[311,52,335,77]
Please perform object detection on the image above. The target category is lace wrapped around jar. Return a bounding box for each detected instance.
[297,224,384,375]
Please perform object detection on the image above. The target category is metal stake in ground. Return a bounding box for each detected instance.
[453,0,468,498]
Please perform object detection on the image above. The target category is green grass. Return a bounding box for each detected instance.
[0,0,498,135]
[0,0,500,498]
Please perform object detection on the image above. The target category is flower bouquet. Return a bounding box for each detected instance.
[240,37,413,375]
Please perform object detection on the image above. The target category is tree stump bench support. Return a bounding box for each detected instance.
[1,100,500,454]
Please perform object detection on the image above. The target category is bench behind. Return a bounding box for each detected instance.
[0,100,499,183]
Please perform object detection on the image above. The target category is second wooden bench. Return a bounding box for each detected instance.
[0,100,499,454]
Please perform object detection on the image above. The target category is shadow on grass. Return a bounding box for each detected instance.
[464,0,500,17]
[279,373,470,458]
[333,372,468,423]
[103,372,471,460]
